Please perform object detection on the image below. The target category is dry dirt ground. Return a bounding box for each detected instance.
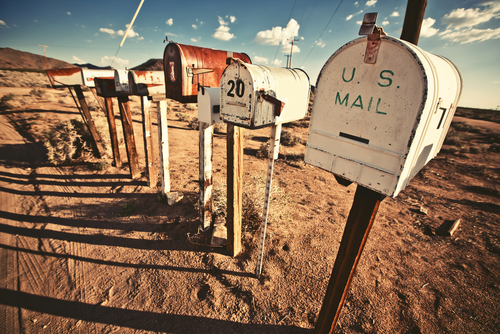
[0,73,499,334]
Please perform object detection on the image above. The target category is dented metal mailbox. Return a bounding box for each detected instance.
[163,42,251,103]
[94,77,128,98]
[81,68,115,88]
[305,35,463,197]
[46,68,83,88]
[198,87,222,124]
[114,70,130,94]
[220,61,310,129]
[128,70,165,96]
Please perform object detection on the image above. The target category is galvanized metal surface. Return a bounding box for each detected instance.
[305,35,463,197]
[81,69,115,88]
[220,60,310,129]
[46,68,83,88]
[197,87,222,124]
[163,42,251,103]
[114,69,130,93]
[129,70,165,96]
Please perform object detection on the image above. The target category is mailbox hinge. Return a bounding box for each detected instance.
[359,12,386,64]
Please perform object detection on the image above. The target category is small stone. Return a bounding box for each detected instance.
[419,206,428,215]
[211,224,227,247]
[167,192,183,205]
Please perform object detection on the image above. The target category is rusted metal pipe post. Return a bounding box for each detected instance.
[400,0,427,45]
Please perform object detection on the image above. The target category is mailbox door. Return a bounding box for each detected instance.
[81,69,115,88]
[46,68,83,88]
[163,42,251,103]
[94,77,123,97]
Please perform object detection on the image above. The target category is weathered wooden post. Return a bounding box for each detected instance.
[103,97,122,168]
[220,59,310,261]
[306,8,463,333]
[117,95,141,179]
[140,96,156,187]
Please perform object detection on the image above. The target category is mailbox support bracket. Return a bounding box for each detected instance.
[359,12,386,64]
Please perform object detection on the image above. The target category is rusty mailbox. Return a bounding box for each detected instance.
[94,77,128,97]
[197,87,222,125]
[128,70,165,96]
[163,42,251,103]
[220,60,310,129]
[81,68,115,88]
[46,68,83,88]
[305,32,463,197]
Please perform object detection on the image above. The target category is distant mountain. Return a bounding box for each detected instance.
[73,63,113,70]
[131,59,163,71]
[0,47,77,70]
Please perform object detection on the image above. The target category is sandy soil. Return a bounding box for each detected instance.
[0,79,499,334]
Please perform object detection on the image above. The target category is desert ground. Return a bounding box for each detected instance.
[0,69,499,334]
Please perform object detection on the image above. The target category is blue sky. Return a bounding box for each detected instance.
[0,0,499,109]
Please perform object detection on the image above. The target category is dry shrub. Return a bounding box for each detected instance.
[176,112,189,122]
[281,129,302,146]
[256,141,269,159]
[188,118,199,130]
[212,174,291,234]
[44,120,92,165]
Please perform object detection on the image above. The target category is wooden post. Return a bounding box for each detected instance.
[199,121,213,231]
[117,96,141,179]
[73,85,105,158]
[314,186,385,334]
[90,87,107,114]
[104,97,122,168]
[157,100,170,195]
[400,0,427,45]
[226,124,243,257]
[141,97,156,187]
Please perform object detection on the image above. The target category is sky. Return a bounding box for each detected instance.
[0,0,499,109]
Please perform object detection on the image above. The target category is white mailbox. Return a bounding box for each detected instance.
[220,60,310,129]
[305,34,463,197]
[128,70,166,96]
[46,68,83,88]
[81,68,115,88]
[114,69,130,93]
[198,87,222,124]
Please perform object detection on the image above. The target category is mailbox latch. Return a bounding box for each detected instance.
[359,12,386,64]
[259,89,285,117]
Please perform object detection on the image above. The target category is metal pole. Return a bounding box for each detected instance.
[38,44,49,69]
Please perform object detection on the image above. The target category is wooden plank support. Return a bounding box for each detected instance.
[117,96,141,179]
[199,121,213,231]
[226,124,244,257]
[314,186,385,334]
[157,100,171,195]
[103,97,122,168]
[90,87,107,114]
[73,85,105,158]
[141,96,156,187]
[400,0,427,44]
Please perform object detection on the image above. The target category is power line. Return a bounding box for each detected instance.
[271,0,297,66]
[300,0,344,67]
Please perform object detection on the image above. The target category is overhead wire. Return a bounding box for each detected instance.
[299,0,344,67]
[271,0,298,66]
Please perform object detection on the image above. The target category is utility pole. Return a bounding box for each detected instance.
[285,55,291,68]
[38,44,49,69]
[288,37,299,68]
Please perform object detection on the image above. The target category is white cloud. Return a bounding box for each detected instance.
[0,20,8,28]
[166,18,173,26]
[381,20,389,26]
[254,56,268,64]
[390,11,399,17]
[356,21,363,25]
[137,36,144,40]
[191,37,201,42]
[420,17,439,37]
[346,14,354,21]
[213,15,235,41]
[440,26,500,43]
[101,56,129,69]
[67,12,71,15]
[366,0,377,7]
[354,1,359,6]
[85,40,92,43]
[229,16,236,23]
[192,24,197,29]
[72,55,85,64]
[281,43,301,53]
[254,18,300,46]
[165,32,179,37]
[315,39,326,48]
[34,20,38,23]
[442,2,500,30]
[271,59,283,66]
[99,24,139,39]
